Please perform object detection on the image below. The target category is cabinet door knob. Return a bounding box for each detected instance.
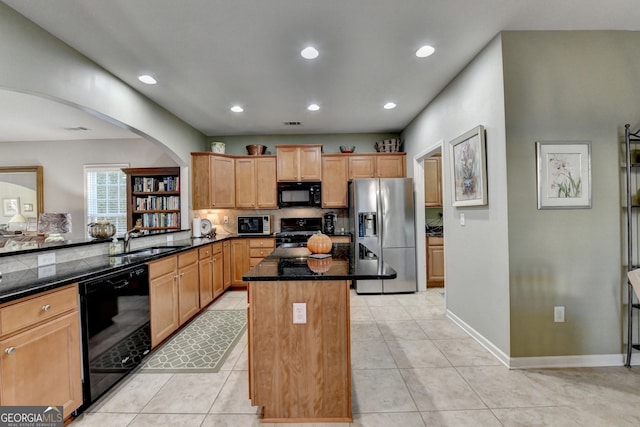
[41,304,51,312]
[5,347,15,355]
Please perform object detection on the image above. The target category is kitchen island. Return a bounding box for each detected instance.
[243,243,396,423]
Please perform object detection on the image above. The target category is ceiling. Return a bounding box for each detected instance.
[2,0,640,141]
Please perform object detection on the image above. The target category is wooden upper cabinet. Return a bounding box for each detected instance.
[235,158,257,208]
[347,153,406,180]
[424,155,442,207]
[235,156,277,209]
[276,145,322,181]
[322,155,349,208]
[375,154,406,178]
[191,154,235,209]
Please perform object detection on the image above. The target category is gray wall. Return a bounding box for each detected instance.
[402,35,512,357]
[503,31,640,358]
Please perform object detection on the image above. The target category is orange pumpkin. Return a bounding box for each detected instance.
[307,232,332,254]
[307,257,333,274]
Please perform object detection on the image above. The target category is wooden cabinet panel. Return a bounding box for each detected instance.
[235,156,277,209]
[0,284,82,418]
[330,235,351,244]
[192,154,211,209]
[249,280,351,422]
[255,157,277,208]
[191,154,235,209]
[348,156,376,179]
[231,239,250,286]
[424,156,442,207]
[376,154,406,178]
[234,158,257,208]
[223,240,232,290]
[149,257,179,347]
[276,145,322,181]
[213,245,224,298]
[0,285,78,335]
[322,155,349,208]
[198,244,214,307]
[0,311,82,418]
[211,155,235,208]
[178,250,200,324]
[426,236,445,286]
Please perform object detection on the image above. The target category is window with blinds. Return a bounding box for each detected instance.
[85,164,128,237]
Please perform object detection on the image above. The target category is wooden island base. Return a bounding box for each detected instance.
[248,279,352,423]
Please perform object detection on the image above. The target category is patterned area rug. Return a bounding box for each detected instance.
[139,309,246,373]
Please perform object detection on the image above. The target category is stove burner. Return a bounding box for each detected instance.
[276,217,322,247]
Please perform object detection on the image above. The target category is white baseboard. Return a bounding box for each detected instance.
[446,309,636,369]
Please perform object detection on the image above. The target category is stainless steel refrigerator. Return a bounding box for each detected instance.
[349,178,417,293]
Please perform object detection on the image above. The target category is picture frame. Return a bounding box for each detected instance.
[2,197,20,216]
[23,203,33,212]
[449,125,487,206]
[536,141,591,209]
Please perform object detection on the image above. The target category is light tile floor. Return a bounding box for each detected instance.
[71,288,640,426]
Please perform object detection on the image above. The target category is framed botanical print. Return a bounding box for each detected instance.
[536,141,591,209]
[449,125,487,206]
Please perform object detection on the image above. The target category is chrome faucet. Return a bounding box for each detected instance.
[123,228,141,253]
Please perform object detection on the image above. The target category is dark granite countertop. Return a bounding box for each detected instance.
[0,235,237,304]
[243,243,396,281]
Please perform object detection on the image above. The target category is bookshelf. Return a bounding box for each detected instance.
[122,167,181,233]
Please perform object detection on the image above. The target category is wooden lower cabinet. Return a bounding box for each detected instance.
[198,244,214,307]
[0,284,83,419]
[248,280,351,423]
[426,236,445,287]
[212,242,224,298]
[178,250,200,326]
[223,240,232,290]
[149,256,180,347]
[231,238,275,287]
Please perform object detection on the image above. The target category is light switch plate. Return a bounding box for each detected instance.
[166,234,174,243]
[293,303,307,324]
[37,252,56,267]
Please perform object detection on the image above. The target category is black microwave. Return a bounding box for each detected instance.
[277,182,321,207]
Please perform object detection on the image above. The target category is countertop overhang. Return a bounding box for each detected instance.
[242,243,396,281]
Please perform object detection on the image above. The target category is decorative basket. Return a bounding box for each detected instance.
[374,138,402,152]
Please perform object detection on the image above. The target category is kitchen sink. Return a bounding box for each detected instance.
[110,245,189,259]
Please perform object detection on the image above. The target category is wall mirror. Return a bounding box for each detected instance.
[0,166,43,230]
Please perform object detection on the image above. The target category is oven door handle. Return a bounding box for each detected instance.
[111,280,130,289]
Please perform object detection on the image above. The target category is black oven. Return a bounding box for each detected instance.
[79,264,150,408]
[277,182,321,207]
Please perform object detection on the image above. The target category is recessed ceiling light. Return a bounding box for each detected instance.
[383,102,397,110]
[415,45,435,58]
[301,46,319,59]
[230,105,244,113]
[138,74,157,85]
[307,104,320,111]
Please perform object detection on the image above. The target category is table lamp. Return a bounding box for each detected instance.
[38,213,72,242]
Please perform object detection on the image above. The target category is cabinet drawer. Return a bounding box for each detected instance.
[249,248,273,258]
[427,236,444,246]
[178,249,198,268]
[330,236,351,244]
[249,238,275,249]
[212,242,223,255]
[0,284,78,336]
[198,244,213,259]
[149,256,176,278]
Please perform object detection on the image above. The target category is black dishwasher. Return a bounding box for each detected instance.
[79,264,151,408]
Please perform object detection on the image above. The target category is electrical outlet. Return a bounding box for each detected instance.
[293,303,307,324]
[166,234,174,243]
[37,252,56,267]
[554,306,565,322]
[223,215,229,224]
